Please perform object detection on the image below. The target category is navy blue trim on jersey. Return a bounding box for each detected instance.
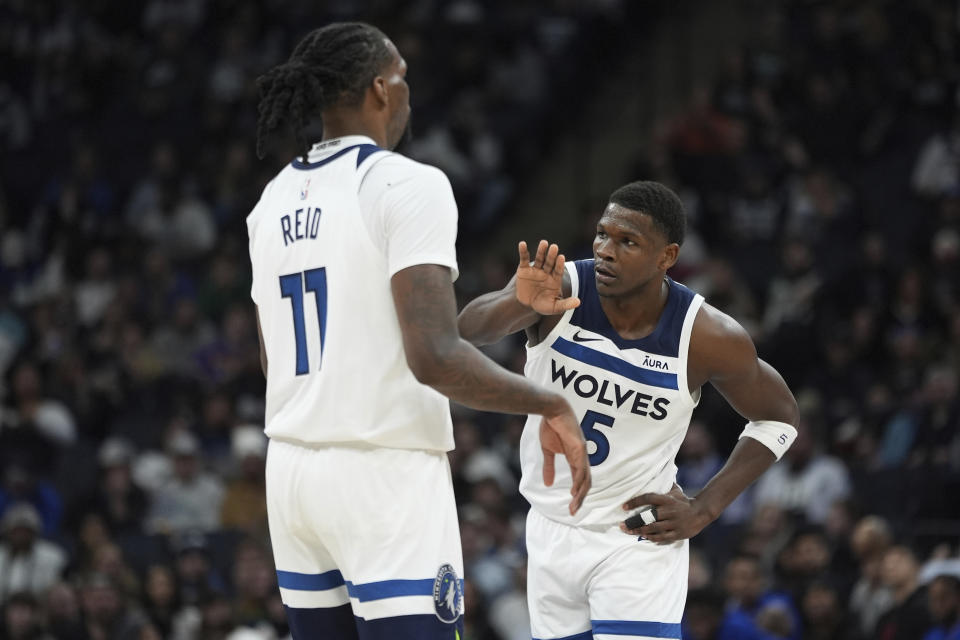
[346,578,434,602]
[278,571,464,606]
[591,619,682,638]
[571,259,695,358]
[355,143,382,167]
[291,144,382,171]
[278,569,345,591]
[532,631,593,640]
[551,337,679,390]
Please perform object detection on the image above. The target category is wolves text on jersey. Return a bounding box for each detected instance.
[550,359,670,420]
[281,207,322,246]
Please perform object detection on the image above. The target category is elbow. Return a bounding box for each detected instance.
[406,340,457,387]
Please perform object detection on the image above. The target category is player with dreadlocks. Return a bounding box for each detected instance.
[246,22,590,640]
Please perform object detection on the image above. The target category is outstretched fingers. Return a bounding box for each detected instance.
[518,240,531,267]
[553,253,566,277]
[533,239,548,269]
[542,243,560,274]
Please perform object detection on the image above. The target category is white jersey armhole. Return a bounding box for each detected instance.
[525,260,580,356]
[678,294,705,404]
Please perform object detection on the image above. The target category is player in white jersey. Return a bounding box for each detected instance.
[247,22,590,640]
[458,181,800,640]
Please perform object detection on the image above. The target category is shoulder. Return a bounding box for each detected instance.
[690,302,756,361]
[246,174,282,227]
[687,301,759,386]
[35,540,67,563]
[363,152,451,189]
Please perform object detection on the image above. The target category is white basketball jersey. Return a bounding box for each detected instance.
[247,136,458,452]
[520,259,704,526]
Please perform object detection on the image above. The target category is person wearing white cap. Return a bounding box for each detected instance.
[220,425,268,535]
[0,503,67,602]
[144,431,224,535]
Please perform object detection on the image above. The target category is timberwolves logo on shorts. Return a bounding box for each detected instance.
[432,563,462,623]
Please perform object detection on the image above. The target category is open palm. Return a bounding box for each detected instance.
[516,240,580,316]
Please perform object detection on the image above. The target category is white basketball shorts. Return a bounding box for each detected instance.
[526,507,688,640]
[265,439,464,639]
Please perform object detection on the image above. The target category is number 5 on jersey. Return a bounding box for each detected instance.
[581,410,614,465]
[279,267,327,375]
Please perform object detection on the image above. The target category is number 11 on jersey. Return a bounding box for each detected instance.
[279,267,327,375]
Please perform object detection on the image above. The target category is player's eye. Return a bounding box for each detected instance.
[596,230,607,238]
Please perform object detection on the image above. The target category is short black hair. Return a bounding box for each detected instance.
[255,22,393,161]
[609,181,685,246]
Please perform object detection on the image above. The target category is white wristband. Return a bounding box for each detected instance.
[739,420,797,461]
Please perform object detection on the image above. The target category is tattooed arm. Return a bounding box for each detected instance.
[391,263,590,513]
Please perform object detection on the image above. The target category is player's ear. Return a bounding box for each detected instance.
[659,243,679,271]
[372,75,389,107]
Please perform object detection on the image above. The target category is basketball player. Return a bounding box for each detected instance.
[247,23,590,640]
[458,181,799,640]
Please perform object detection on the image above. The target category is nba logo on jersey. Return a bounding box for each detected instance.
[300,178,310,200]
[432,564,462,623]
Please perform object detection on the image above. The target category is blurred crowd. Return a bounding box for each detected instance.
[0,0,959,639]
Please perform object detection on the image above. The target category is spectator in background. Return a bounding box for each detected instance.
[148,297,215,380]
[753,406,851,525]
[1,591,53,640]
[924,574,960,640]
[677,420,752,526]
[775,527,833,604]
[849,515,895,636]
[77,438,147,537]
[145,431,224,535]
[193,592,235,640]
[90,543,140,605]
[141,565,184,640]
[219,426,267,536]
[0,505,66,604]
[73,248,116,329]
[230,539,274,629]
[876,545,931,640]
[487,561,530,640]
[800,580,858,640]
[719,554,800,640]
[461,579,502,640]
[129,179,216,262]
[44,582,83,640]
[0,361,77,476]
[76,572,150,640]
[170,531,227,608]
[683,588,725,640]
[0,465,61,539]
[911,115,960,199]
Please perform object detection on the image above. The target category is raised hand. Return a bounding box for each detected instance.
[516,240,580,316]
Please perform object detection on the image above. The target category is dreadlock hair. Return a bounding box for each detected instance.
[609,181,686,246]
[255,22,393,161]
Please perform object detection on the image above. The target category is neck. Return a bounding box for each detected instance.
[320,108,386,148]
[599,276,668,339]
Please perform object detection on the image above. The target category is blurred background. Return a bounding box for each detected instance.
[1,0,959,639]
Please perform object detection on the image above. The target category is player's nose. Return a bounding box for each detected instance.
[595,238,614,260]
